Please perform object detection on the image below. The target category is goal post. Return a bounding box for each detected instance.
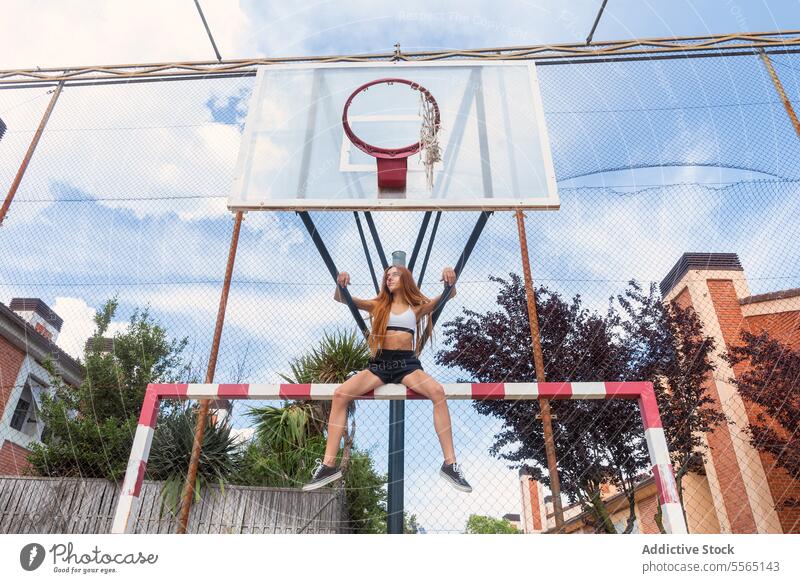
[111,380,687,534]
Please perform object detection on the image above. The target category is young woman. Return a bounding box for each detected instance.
[302,264,472,493]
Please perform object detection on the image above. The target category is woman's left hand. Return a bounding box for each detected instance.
[441,266,457,286]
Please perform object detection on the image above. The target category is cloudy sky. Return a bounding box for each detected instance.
[2,1,799,532]
[2,1,799,70]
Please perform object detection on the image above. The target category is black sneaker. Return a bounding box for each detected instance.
[440,461,472,493]
[302,458,343,491]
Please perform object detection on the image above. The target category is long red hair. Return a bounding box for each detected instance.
[367,265,434,357]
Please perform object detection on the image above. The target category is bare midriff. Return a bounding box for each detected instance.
[380,305,417,351]
[382,329,414,351]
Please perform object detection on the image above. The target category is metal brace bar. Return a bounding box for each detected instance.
[408,211,432,273]
[416,211,442,288]
[364,212,388,270]
[296,211,370,338]
[354,211,380,293]
[431,211,492,327]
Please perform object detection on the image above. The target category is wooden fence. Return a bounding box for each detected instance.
[0,476,345,534]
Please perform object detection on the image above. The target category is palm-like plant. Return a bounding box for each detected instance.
[233,328,387,532]
[147,403,241,520]
[243,403,326,486]
[278,328,371,469]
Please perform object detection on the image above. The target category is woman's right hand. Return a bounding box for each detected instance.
[337,272,350,287]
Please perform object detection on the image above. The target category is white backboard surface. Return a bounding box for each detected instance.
[228,61,559,211]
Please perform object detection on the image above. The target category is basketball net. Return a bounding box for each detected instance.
[419,92,442,191]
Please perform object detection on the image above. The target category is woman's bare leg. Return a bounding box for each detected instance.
[401,370,456,464]
[323,369,385,466]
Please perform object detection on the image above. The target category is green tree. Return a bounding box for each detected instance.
[27,298,190,480]
[465,514,520,534]
[404,513,421,534]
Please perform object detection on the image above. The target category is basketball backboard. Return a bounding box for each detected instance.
[227,61,559,211]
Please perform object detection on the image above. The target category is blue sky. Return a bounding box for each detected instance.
[2,1,800,532]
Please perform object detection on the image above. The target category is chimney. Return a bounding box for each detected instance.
[518,467,548,533]
[9,298,63,343]
[84,337,115,354]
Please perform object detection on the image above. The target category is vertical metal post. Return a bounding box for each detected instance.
[515,209,565,531]
[176,210,244,533]
[758,48,800,138]
[387,249,406,534]
[1,80,64,226]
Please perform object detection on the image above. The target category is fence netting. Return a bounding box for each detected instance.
[1,51,798,534]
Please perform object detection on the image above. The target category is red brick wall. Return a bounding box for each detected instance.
[0,439,34,476]
[707,280,800,533]
[637,495,661,534]
[673,287,692,310]
[0,340,25,422]
[672,281,757,532]
[746,311,800,349]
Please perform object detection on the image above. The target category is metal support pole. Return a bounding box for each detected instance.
[407,211,432,273]
[387,250,407,534]
[1,80,64,226]
[192,0,223,62]
[364,212,388,269]
[416,211,441,288]
[515,209,564,531]
[297,211,370,338]
[758,48,800,137]
[586,0,609,45]
[177,210,243,533]
[354,212,380,293]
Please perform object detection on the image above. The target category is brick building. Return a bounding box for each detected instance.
[519,253,799,534]
[0,299,82,476]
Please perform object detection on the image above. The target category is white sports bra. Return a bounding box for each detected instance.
[387,306,416,336]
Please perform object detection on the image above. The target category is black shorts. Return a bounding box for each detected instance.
[367,349,424,384]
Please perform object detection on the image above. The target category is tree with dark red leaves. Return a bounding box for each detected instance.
[726,330,800,491]
[617,281,725,531]
[435,275,722,533]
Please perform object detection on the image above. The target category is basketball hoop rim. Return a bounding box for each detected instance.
[341,77,441,160]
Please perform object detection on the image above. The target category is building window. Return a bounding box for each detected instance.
[10,394,31,431]
[9,377,47,438]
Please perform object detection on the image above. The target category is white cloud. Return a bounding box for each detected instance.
[52,296,129,360]
[0,2,256,223]
[140,283,354,350]
[0,1,255,70]
[230,426,254,445]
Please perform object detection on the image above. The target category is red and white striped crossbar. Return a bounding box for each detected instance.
[111,381,687,534]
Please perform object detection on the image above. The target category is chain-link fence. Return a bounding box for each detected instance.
[1,51,799,534]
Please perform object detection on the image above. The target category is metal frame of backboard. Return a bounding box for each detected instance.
[227,60,560,211]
